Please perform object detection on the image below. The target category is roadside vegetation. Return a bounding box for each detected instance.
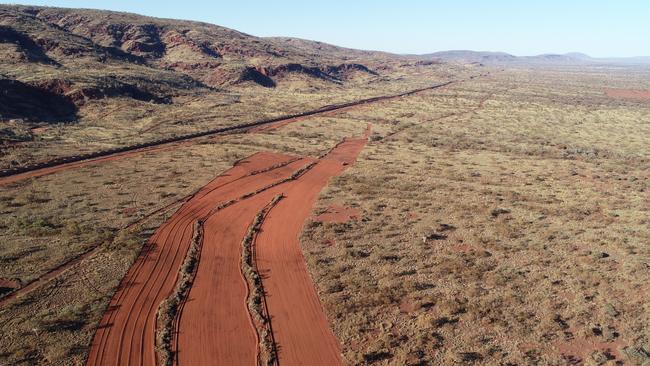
[301,67,650,365]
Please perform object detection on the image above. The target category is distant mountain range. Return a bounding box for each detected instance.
[416,50,650,65]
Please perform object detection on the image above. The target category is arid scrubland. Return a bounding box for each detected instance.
[2,62,649,366]
[2,65,649,365]
[3,5,649,366]
[301,67,649,365]
[1,10,649,363]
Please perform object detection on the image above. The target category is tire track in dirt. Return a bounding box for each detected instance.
[0,156,303,309]
[172,161,319,365]
[0,80,457,186]
[175,128,370,365]
[86,152,308,366]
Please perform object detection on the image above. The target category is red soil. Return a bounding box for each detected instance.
[87,129,368,365]
[399,298,417,314]
[452,243,473,253]
[0,279,19,289]
[177,135,367,365]
[314,204,361,223]
[253,136,367,364]
[605,88,650,101]
[553,326,627,364]
[86,152,307,366]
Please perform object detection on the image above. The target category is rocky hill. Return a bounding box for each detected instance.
[0,5,404,125]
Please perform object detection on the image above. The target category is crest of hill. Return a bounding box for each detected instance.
[0,5,415,124]
[1,5,399,87]
[419,50,518,64]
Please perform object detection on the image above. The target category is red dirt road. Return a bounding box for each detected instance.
[177,135,367,366]
[174,184,292,364]
[86,152,308,366]
[254,136,368,364]
[88,130,368,365]
[177,135,368,365]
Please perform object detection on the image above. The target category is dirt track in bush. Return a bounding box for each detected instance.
[86,152,307,366]
[0,81,455,186]
[87,129,368,365]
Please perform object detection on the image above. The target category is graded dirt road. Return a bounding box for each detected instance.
[176,133,368,366]
[176,133,369,365]
[253,135,368,364]
[88,128,368,365]
[86,152,309,366]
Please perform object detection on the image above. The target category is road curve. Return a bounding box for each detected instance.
[87,127,368,365]
[86,152,308,366]
[254,134,368,364]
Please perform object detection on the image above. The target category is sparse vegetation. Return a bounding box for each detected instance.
[301,67,650,365]
[1,4,649,366]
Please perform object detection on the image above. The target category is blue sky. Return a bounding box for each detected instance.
[10,0,650,57]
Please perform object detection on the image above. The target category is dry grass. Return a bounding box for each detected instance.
[1,58,466,169]
[301,66,650,365]
[2,61,648,366]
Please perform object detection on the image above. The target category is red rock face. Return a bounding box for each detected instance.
[2,6,386,109]
[237,67,276,88]
[162,30,221,59]
[230,62,378,88]
[65,84,170,106]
